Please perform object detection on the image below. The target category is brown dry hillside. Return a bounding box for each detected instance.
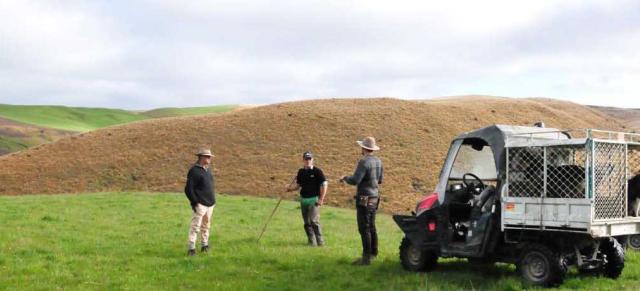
[0,97,626,213]
[590,105,640,131]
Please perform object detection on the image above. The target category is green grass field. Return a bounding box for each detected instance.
[0,192,639,290]
[141,105,237,118]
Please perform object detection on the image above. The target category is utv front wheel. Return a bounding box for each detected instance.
[399,237,437,272]
[517,243,567,287]
[601,237,625,279]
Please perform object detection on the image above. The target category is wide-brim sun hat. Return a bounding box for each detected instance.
[196,149,214,157]
[356,136,380,151]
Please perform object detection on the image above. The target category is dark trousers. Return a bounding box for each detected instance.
[302,203,323,244]
[356,204,378,257]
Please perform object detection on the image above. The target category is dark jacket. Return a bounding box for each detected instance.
[185,164,216,206]
[344,155,384,197]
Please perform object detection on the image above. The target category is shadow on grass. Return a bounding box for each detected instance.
[365,259,519,289]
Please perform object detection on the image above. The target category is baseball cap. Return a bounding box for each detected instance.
[303,151,313,160]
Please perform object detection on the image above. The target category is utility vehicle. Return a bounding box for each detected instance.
[394,124,640,287]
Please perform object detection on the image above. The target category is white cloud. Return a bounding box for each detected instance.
[0,0,638,109]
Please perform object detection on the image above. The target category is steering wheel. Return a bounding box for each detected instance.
[462,173,485,194]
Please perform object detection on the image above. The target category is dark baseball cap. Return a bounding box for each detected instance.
[303,151,313,160]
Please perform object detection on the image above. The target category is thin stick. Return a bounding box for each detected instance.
[257,197,283,243]
[257,176,296,243]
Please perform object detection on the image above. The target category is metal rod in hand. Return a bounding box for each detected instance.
[257,197,283,243]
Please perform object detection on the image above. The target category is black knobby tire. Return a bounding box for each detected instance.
[517,243,567,287]
[626,235,640,251]
[399,237,437,272]
[601,237,625,279]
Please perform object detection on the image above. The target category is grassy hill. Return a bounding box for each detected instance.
[142,105,239,118]
[0,192,637,290]
[0,104,238,155]
[0,104,148,132]
[0,117,75,155]
[0,97,627,214]
[591,105,640,131]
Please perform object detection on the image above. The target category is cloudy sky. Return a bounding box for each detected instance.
[0,0,639,109]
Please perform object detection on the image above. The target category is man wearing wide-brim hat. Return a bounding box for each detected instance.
[184,149,217,256]
[340,136,384,265]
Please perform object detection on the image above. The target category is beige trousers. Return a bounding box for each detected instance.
[188,204,215,250]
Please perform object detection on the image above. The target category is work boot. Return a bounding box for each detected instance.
[201,245,209,253]
[351,256,372,266]
[187,249,196,257]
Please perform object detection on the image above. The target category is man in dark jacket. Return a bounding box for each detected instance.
[286,151,328,246]
[185,149,216,256]
[340,136,384,265]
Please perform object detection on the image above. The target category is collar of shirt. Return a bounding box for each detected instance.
[304,165,314,170]
[194,163,209,170]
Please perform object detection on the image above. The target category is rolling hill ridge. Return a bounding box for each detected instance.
[0,104,239,155]
[0,97,626,213]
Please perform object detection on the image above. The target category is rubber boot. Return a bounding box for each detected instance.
[304,224,317,246]
[312,224,324,246]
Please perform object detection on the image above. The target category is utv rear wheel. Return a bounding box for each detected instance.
[601,237,625,279]
[517,243,566,287]
[625,235,640,251]
[399,237,437,272]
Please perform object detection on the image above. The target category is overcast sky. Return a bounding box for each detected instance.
[0,0,639,109]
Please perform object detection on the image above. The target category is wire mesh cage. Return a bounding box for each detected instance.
[626,145,640,217]
[546,146,587,199]
[629,146,640,179]
[507,147,544,198]
[507,145,586,199]
[592,142,627,220]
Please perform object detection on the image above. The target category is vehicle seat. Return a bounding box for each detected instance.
[474,186,496,210]
[470,186,496,219]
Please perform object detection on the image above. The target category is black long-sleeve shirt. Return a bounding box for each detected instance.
[184,164,216,206]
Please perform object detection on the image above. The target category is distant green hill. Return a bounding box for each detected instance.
[0,105,147,132]
[0,104,237,132]
[141,105,238,118]
[0,136,28,155]
[0,104,237,155]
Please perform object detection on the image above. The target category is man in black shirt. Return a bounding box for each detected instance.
[184,149,216,256]
[286,151,328,246]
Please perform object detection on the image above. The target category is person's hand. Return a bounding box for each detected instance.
[339,176,347,184]
[316,200,324,207]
